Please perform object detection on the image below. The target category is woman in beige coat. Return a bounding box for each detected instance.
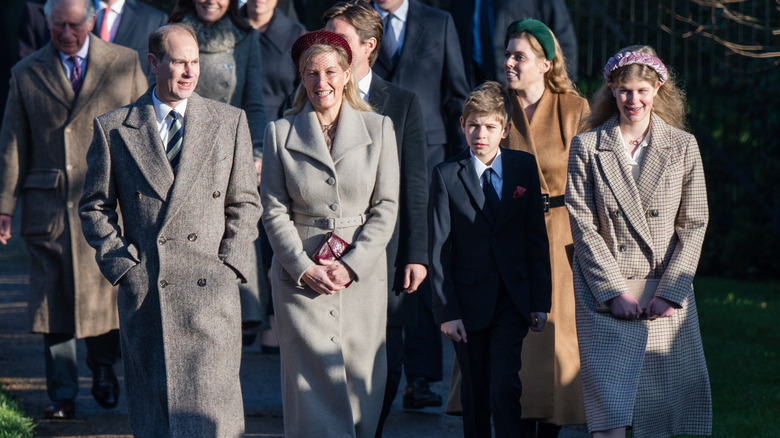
[261,31,399,438]
[566,45,711,437]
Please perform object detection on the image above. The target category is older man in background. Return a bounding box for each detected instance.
[0,0,146,419]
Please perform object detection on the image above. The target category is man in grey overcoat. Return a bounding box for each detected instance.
[79,23,261,437]
[0,0,146,419]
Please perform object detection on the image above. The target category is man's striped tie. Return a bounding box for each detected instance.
[166,111,183,171]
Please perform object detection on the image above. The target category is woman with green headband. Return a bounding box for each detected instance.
[503,17,589,437]
[445,17,588,437]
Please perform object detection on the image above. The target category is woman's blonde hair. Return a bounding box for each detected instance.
[286,44,372,116]
[505,30,579,96]
[584,45,687,131]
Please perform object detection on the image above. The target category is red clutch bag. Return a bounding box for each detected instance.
[311,232,353,264]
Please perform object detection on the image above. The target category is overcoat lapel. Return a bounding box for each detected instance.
[596,117,654,253]
[393,1,424,76]
[111,0,136,46]
[285,102,336,174]
[368,75,388,113]
[164,94,222,224]
[494,151,519,231]
[456,152,494,224]
[121,91,174,201]
[330,104,372,165]
[31,43,74,111]
[636,114,671,211]
[70,36,118,123]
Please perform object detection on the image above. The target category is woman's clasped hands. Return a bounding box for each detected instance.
[302,260,356,295]
[609,294,677,320]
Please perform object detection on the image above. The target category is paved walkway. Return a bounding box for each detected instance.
[0,212,589,437]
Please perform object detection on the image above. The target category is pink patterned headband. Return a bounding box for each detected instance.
[603,51,668,85]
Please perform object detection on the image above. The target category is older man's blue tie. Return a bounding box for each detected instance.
[166,111,183,171]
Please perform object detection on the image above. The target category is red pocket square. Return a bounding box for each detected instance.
[513,186,526,199]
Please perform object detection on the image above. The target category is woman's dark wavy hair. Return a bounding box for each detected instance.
[168,0,251,33]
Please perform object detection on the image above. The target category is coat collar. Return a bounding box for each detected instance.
[261,11,295,55]
[286,101,373,173]
[367,72,389,113]
[70,35,122,123]
[111,0,137,47]
[456,148,494,224]
[375,0,424,77]
[31,42,76,111]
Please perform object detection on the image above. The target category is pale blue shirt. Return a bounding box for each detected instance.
[470,147,503,200]
[96,0,126,42]
[374,0,409,54]
[151,87,188,150]
[58,36,89,79]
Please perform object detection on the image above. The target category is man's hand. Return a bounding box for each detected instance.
[254,159,262,187]
[441,319,467,343]
[302,264,343,295]
[0,214,12,245]
[402,263,427,293]
[529,312,548,332]
[609,293,643,320]
[646,296,676,320]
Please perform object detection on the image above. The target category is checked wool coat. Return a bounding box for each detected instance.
[79,91,261,437]
[565,114,712,436]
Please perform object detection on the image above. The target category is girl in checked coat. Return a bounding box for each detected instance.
[565,45,712,437]
[261,31,399,438]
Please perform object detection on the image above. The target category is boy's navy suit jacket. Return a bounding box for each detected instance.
[429,147,552,331]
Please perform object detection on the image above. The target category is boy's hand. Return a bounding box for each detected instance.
[529,312,547,332]
[0,215,11,245]
[441,319,467,343]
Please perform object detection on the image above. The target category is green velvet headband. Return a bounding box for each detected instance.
[504,18,555,61]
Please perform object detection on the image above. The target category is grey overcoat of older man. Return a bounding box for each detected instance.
[80,24,261,437]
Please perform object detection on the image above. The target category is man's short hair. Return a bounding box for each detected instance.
[462,81,511,127]
[148,24,198,59]
[323,1,384,67]
[44,0,94,22]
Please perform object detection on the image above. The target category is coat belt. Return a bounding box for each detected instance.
[292,213,368,230]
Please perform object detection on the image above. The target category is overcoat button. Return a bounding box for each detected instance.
[188,233,197,242]
[158,237,167,245]
[326,177,335,185]
[618,244,627,252]
[331,336,340,343]
[197,278,207,287]
[135,191,142,199]
[213,191,221,198]
[330,309,339,317]
[330,204,338,211]
[66,201,74,208]
[614,209,622,218]
[159,280,168,288]
[650,209,659,217]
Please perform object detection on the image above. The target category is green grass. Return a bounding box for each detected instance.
[691,277,780,437]
[0,389,35,438]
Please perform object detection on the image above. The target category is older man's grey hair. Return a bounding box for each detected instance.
[44,0,95,22]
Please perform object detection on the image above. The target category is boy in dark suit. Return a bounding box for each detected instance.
[429,81,552,437]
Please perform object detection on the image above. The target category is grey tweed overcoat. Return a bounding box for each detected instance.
[79,91,261,437]
[565,114,712,436]
[261,101,399,438]
[0,36,146,337]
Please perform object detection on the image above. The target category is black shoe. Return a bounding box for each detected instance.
[91,364,119,409]
[403,377,442,409]
[44,399,75,419]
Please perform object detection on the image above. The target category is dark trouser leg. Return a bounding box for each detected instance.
[403,280,442,382]
[521,420,563,438]
[454,331,491,438]
[375,325,403,437]
[43,333,78,402]
[84,329,120,369]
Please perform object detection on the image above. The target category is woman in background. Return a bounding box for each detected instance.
[566,45,711,437]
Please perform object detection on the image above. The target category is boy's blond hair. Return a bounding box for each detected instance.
[461,81,511,127]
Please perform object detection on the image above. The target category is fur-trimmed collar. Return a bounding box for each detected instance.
[181,12,247,53]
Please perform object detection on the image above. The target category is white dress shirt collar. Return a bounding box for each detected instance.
[152,87,188,145]
[97,0,125,14]
[358,69,373,102]
[470,147,503,199]
[58,36,90,77]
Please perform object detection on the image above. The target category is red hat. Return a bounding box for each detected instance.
[291,30,353,76]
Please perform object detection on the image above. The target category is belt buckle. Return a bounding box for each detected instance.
[541,193,550,213]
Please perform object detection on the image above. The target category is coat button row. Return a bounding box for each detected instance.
[326,177,335,185]
[160,280,169,288]
[197,278,207,287]
[213,191,221,199]
[330,204,338,211]
[158,237,167,245]
[188,233,198,242]
[618,244,627,252]
[648,209,659,217]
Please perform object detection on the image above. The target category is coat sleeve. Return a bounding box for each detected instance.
[441,13,470,156]
[565,134,630,305]
[243,30,267,160]
[218,110,262,282]
[523,155,552,313]
[0,73,29,215]
[339,116,400,280]
[399,94,429,266]
[79,116,141,285]
[260,120,315,284]
[428,164,460,324]
[656,135,708,305]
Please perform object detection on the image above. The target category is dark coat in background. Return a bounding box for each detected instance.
[258,8,306,121]
[16,0,48,61]
[373,0,469,159]
[0,36,147,338]
[79,91,261,437]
